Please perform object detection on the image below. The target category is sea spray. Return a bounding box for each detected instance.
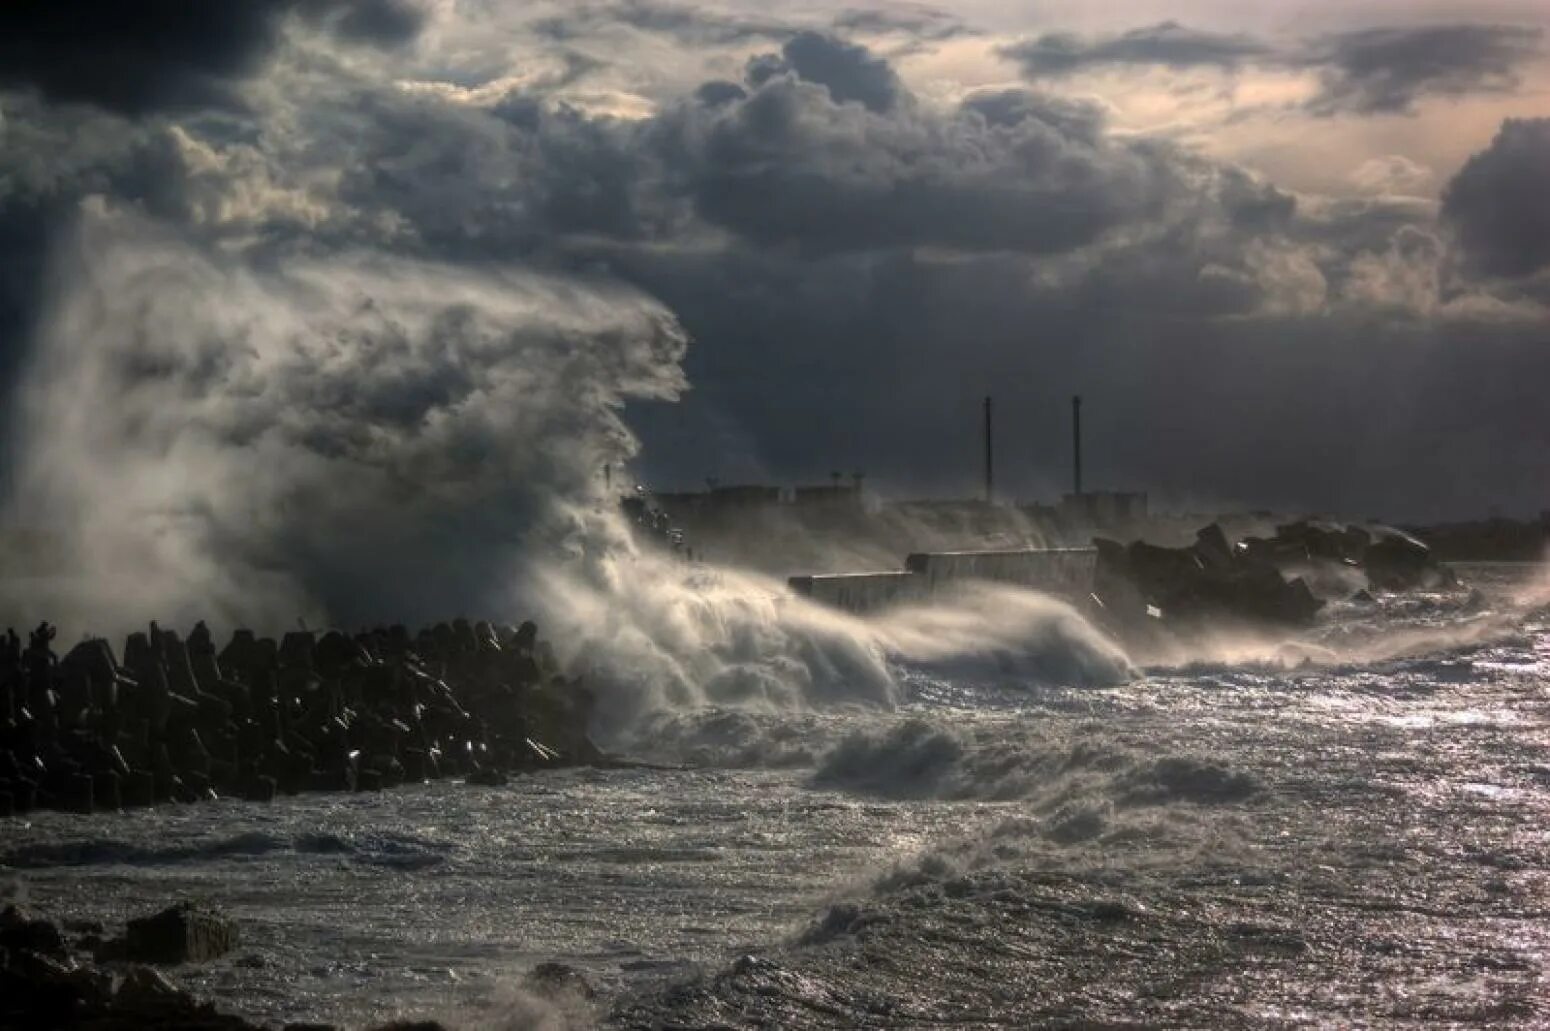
[533,547,1137,741]
[0,205,686,635]
[2,206,1139,735]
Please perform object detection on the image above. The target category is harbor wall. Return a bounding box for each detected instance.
[788,548,1098,614]
[904,548,1097,602]
[787,571,923,612]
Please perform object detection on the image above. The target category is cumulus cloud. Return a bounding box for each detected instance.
[832,5,969,45]
[1303,24,1544,116]
[654,45,1182,255]
[1,0,1548,603]
[1442,118,1550,278]
[0,0,427,114]
[1002,21,1271,77]
[1349,155,1433,195]
[1001,20,1543,119]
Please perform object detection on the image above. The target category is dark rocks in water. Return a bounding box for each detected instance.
[0,901,268,1031]
[1263,519,1456,592]
[105,963,265,1029]
[119,902,239,965]
[465,766,509,787]
[1093,524,1325,634]
[525,960,598,1001]
[1,904,65,956]
[239,775,277,803]
[1094,517,1465,638]
[0,614,603,819]
[1364,529,1455,591]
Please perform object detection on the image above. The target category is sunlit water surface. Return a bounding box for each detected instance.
[4,564,1548,1028]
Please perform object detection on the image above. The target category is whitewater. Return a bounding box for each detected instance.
[3,562,1546,1029]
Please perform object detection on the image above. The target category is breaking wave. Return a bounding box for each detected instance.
[810,717,1259,805]
[1,207,1134,738]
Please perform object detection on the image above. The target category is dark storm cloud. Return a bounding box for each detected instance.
[1002,20,1542,118]
[533,1,789,46]
[1304,24,1544,115]
[1001,21,1273,76]
[1442,118,1550,278]
[832,6,971,46]
[0,1,425,115]
[654,41,1180,255]
[0,10,1544,526]
[959,89,1107,142]
[764,31,904,112]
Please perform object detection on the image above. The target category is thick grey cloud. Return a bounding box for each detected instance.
[0,9,1545,540]
[833,6,967,41]
[1442,118,1550,277]
[1304,24,1544,115]
[0,0,424,115]
[1001,21,1273,76]
[1001,20,1543,118]
[741,31,905,113]
[533,1,789,46]
[653,44,1180,256]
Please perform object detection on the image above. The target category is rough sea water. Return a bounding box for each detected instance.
[3,563,1548,1029]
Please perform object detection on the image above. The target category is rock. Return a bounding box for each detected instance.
[1193,523,1234,571]
[240,775,277,803]
[1,904,65,955]
[2,947,113,1017]
[465,767,508,787]
[114,964,187,1005]
[525,961,597,1001]
[52,772,94,815]
[122,903,239,965]
[1364,530,1438,591]
[366,1022,452,1031]
[122,770,157,808]
[93,770,123,812]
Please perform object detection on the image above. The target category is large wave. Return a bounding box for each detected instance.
[0,205,1135,733]
[0,205,686,634]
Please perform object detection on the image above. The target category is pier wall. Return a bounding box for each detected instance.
[787,572,923,612]
[904,548,1097,602]
[789,548,1098,614]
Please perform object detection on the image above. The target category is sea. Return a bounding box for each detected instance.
[3,563,1547,1029]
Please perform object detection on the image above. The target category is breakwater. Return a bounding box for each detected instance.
[0,618,598,817]
[789,547,1098,613]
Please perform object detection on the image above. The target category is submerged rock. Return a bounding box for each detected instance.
[525,960,598,1001]
[120,902,239,965]
[0,903,65,956]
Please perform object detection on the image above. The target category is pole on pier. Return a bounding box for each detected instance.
[1071,395,1083,497]
[983,395,994,504]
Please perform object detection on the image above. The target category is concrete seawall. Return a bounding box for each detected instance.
[787,571,924,612]
[904,548,1096,602]
[789,547,1097,614]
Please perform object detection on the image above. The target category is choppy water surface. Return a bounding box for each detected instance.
[4,564,1548,1028]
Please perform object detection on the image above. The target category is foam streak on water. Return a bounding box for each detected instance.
[4,565,1549,1029]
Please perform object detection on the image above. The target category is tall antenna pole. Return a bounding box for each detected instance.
[1071,394,1083,496]
[983,395,994,504]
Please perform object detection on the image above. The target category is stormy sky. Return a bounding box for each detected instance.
[2,1,1549,524]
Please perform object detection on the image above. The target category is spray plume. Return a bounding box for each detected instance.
[0,205,1140,734]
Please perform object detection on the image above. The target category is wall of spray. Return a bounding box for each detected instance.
[0,205,1138,737]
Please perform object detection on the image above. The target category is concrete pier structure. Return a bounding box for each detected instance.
[787,571,924,612]
[905,548,1096,603]
[789,547,1098,614]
